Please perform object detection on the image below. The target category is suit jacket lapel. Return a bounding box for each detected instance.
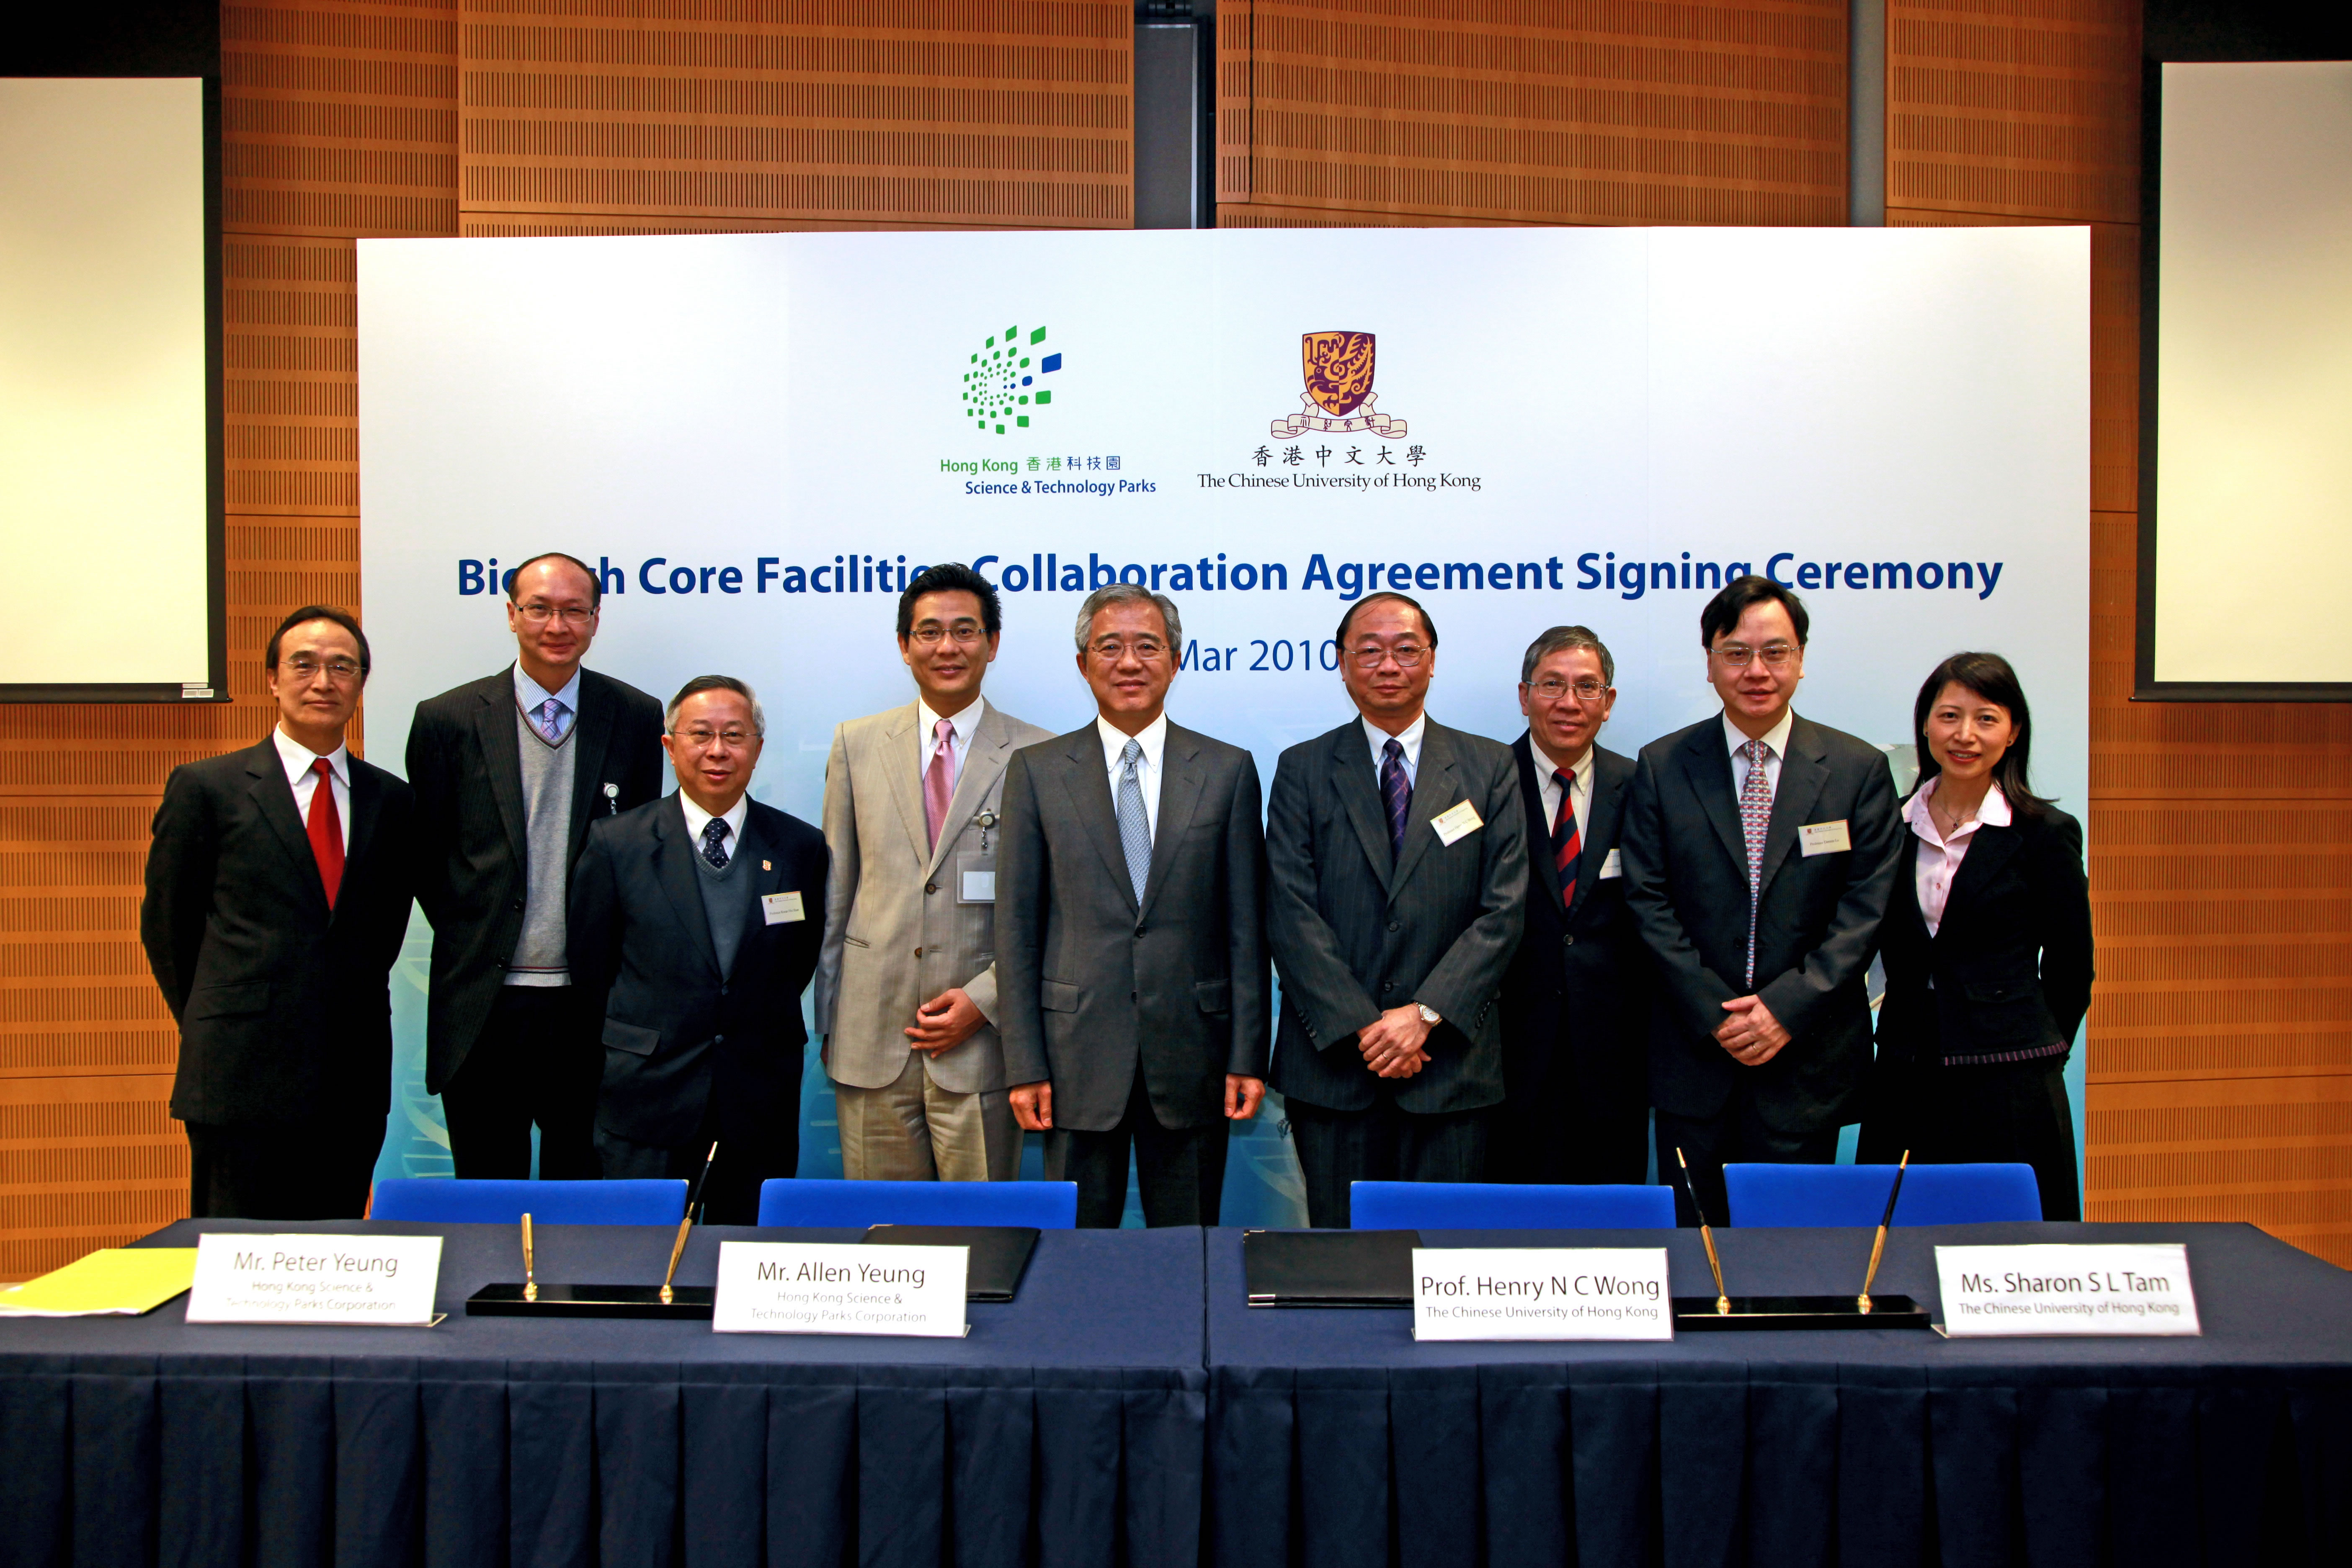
[1330,724,1395,891]
[475,674,529,870]
[1389,725,1456,895]
[565,672,619,862]
[879,705,933,872]
[245,740,331,917]
[1138,728,1208,922]
[1514,735,1567,913]
[926,704,1008,880]
[1568,753,1628,921]
[1756,720,1831,897]
[1060,732,1139,913]
[653,798,721,980]
[338,761,383,921]
[1934,820,2021,946]
[1679,726,1750,879]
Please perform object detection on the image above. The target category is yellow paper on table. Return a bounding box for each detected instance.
[0,1248,199,1317]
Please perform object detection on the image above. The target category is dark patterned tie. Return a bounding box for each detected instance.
[1380,738,1411,859]
[1739,739,1774,987]
[700,816,731,869]
[1550,768,1580,911]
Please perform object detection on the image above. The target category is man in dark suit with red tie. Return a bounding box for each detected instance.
[142,606,417,1219]
[1495,626,1651,1184]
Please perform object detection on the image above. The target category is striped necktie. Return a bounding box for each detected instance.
[1550,768,1580,911]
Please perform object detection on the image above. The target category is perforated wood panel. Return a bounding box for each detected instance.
[1217,0,1849,227]
[457,0,1133,228]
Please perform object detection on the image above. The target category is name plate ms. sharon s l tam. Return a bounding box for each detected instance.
[712,1242,969,1336]
[1935,1243,2201,1337]
[1413,1248,1673,1341]
[186,1233,443,1326]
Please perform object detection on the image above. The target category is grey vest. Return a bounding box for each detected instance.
[507,706,578,983]
[691,819,756,981]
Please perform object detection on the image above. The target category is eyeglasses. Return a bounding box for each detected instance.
[672,727,758,750]
[909,624,986,646]
[517,602,596,626]
[281,655,362,682]
[1350,642,1427,670]
[1712,642,1797,670]
[1525,677,1607,702]
[1088,637,1168,662]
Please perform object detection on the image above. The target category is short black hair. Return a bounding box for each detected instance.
[1336,591,1438,650]
[898,562,1002,641]
[506,552,603,609]
[1912,650,2053,816]
[266,605,371,680]
[1699,575,1808,650]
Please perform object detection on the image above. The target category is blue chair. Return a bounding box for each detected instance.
[1723,1163,2042,1227]
[757,1179,1080,1229]
[369,1178,688,1226]
[1349,1180,1676,1230]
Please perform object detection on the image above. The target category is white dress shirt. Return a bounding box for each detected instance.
[514,663,584,740]
[917,694,985,792]
[1533,741,1596,843]
[1905,776,2011,937]
[677,789,751,856]
[1097,712,1169,838]
[1363,711,1428,789]
[1723,708,1796,803]
[273,725,351,852]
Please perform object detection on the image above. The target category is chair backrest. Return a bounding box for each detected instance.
[756,1179,1080,1230]
[368,1178,688,1226]
[1349,1180,1677,1230]
[1723,1163,2043,1227]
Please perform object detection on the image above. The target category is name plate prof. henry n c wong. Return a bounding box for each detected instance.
[1935,1243,2201,1336]
[713,1242,969,1336]
[1413,1248,1674,1341]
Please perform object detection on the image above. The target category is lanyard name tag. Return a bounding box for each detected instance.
[956,853,995,904]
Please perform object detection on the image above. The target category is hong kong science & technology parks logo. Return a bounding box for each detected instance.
[962,322,1061,435]
[1271,330,1407,438]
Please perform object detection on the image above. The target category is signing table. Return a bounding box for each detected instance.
[0,1220,1206,1568]
[1207,1222,2352,1568]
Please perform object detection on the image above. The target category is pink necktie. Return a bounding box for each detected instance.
[923,717,956,852]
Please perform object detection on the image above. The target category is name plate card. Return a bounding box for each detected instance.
[1412,1248,1674,1341]
[186,1233,442,1326]
[713,1242,968,1336]
[1935,1244,2201,1337]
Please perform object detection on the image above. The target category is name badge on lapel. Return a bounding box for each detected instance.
[1799,820,1852,857]
[762,891,805,925]
[1430,800,1484,846]
[1597,848,1623,880]
[955,851,996,904]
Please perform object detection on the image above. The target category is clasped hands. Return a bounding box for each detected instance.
[1010,1075,1264,1132]
[1355,1003,1434,1079]
[1715,994,1789,1065]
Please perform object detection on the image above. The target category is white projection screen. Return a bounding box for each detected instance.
[2148,60,2352,696]
[0,77,220,701]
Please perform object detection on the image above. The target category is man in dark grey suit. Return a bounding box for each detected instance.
[406,552,666,1179]
[1266,592,1527,1227]
[998,584,1269,1228]
[1620,576,1903,1224]
[1495,625,1651,1184]
[568,676,828,1224]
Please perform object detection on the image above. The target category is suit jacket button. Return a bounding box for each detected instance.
[713,1034,725,1044]
[1387,921,1401,932]
[720,985,728,996]
[1382,981,1395,993]
[914,947,923,958]
[926,882,937,894]
[511,900,525,913]
[1562,934,1575,946]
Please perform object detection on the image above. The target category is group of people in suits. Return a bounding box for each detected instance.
[140,552,2093,1228]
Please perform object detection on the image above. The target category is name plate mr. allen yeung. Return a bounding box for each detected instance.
[712,1242,969,1336]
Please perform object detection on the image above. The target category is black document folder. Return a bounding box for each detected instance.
[860,1225,1040,1302]
[1243,1228,1424,1307]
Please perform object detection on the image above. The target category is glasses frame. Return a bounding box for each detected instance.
[1523,677,1609,703]
[516,602,598,627]
[671,727,760,751]
[1710,641,1799,670]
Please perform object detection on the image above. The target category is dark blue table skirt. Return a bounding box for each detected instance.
[0,1220,1207,1568]
[1206,1222,2352,1568]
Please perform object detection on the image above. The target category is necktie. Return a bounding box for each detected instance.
[922,717,956,853]
[1380,738,1411,859]
[1739,739,1774,987]
[1115,739,1151,903]
[1550,768,1580,911]
[700,816,731,870]
[533,697,570,744]
[307,756,343,910]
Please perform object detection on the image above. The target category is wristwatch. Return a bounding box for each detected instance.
[1416,1003,1441,1027]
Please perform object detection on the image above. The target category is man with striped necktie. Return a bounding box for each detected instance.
[1620,577,1903,1226]
[1495,626,1651,1185]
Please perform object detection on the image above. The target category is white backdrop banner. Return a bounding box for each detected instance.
[355,227,2090,1210]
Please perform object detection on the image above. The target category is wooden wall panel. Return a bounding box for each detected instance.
[1217,0,1850,228]
[457,0,1132,229]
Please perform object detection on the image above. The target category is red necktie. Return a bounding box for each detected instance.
[308,756,344,910]
[1550,769,1580,911]
[922,717,955,853]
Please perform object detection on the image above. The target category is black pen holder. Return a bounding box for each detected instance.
[1671,1293,1933,1331]
[466,1282,715,1320]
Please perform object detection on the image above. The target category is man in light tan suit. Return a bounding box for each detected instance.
[816,563,1055,1179]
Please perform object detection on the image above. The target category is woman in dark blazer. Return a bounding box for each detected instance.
[1860,652,2094,1219]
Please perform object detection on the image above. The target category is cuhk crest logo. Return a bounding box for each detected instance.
[963,324,1060,435]
[1273,331,1406,438]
